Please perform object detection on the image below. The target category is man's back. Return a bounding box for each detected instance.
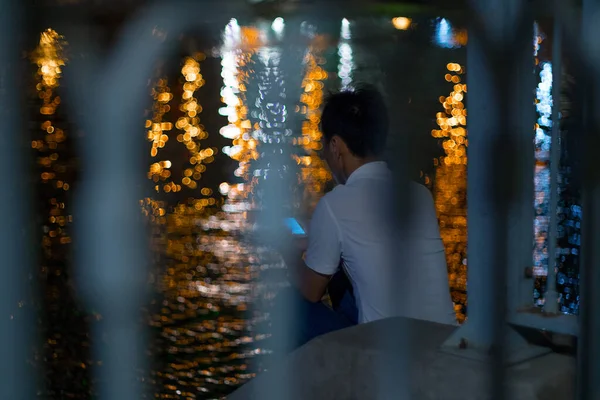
[307,161,456,325]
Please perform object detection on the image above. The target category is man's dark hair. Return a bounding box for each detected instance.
[320,85,389,158]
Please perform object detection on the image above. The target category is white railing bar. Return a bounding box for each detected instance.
[378,146,411,400]
[249,29,301,400]
[577,0,600,398]
[63,2,250,400]
[442,1,541,399]
[0,1,38,398]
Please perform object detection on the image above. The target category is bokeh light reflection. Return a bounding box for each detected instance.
[432,62,467,322]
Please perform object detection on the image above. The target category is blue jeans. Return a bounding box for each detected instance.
[269,286,358,353]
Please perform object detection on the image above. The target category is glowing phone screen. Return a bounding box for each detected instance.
[284,218,306,235]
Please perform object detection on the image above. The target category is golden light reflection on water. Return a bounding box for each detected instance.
[432,62,467,323]
[146,76,174,182]
[295,36,331,211]
[141,196,271,397]
[146,53,218,197]
[35,29,66,91]
[33,30,70,188]
[33,29,72,287]
[177,54,212,192]
[219,21,259,199]
[139,22,300,398]
[32,28,91,398]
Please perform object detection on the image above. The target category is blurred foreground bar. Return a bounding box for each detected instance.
[441,0,540,354]
[0,0,38,398]
[441,1,550,399]
[578,1,600,398]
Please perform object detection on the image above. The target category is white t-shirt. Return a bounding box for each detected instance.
[304,161,456,325]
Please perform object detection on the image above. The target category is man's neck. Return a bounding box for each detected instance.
[343,156,382,181]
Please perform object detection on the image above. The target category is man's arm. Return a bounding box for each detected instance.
[283,197,342,303]
[281,246,331,303]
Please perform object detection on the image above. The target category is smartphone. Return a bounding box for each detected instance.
[284,217,306,236]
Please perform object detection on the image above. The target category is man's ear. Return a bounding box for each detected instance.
[329,135,344,157]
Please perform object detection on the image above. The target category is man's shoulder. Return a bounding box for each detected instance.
[409,180,430,192]
[311,187,350,224]
[318,185,348,207]
[409,181,435,202]
[319,185,344,202]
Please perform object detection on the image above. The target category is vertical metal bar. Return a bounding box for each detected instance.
[378,106,411,399]
[471,24,511,399]
[578,1,600,398]
[543,14,562,314]
[251,29,298,400]
[0,1,38,398]
[443,2,538,399]
[365,13,410,400]
[507,19,537,317]
[493,11,537,394]
[69,41,152,400]
[62,4,218,399]
[440,10,504,352]
[489,5,536,399]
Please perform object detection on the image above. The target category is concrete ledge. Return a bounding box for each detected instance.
[228,317,575,400]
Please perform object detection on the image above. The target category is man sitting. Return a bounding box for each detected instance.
[273,85,456,351]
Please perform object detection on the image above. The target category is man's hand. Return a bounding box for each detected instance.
[275,231,330,303]
[294,237,308,253]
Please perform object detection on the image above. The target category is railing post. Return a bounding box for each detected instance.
[250,29,300,400]
[0,0,38,398]
[440,0,549,377]
[507,14,536,318]
[378,123,411,400]
[62,3,249,399]
[66,24,158,400]
[577,1,600,398]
